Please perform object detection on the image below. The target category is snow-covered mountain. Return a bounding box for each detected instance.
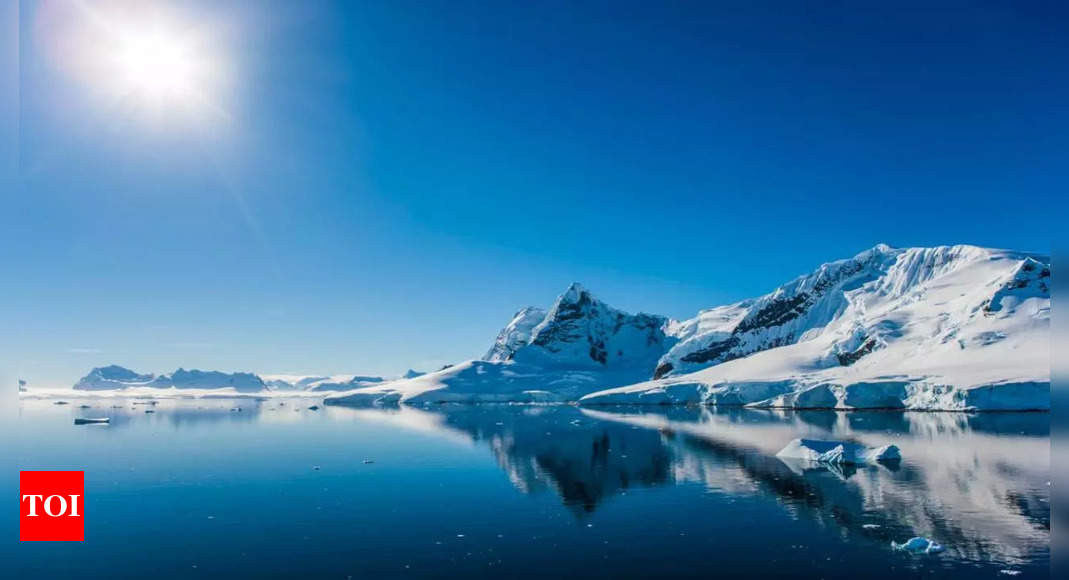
[582,244,1050,410]
[74,365,265,392]
[62,244,1050,411]
[73,365,156,390]
[327,283,675,405]
[493,283,672,372]
[329,244,1050,410]
[654,243,940,378]
[73,367,385,393]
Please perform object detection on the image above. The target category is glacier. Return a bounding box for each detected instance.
[579,245,1050,411]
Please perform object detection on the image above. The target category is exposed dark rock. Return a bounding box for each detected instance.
[837,338,877,366]
[680,336,741,365]
[653,362,674,380]
[735,293,810,334]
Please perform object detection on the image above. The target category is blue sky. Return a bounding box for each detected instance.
[2,1,1065,386]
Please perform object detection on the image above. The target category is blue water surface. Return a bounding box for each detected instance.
[3,399,1050,578]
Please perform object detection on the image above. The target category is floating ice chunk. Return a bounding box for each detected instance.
[74,417,110,425]
[999,570,1022,576]
[777,438,901,465]
[891,537,944,554]
[862,524,881,529]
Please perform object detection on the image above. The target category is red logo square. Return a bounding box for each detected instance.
[20,471,84,541]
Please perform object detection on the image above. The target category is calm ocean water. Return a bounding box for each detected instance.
[5,398,1050,578]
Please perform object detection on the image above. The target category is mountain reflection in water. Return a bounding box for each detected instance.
[339,403,1049,567]
[13,397,1049,575]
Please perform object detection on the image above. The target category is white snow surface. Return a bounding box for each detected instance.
[324,359,646,406]
[581,245,1049,410]
[261,374,385,391]
[483,307,547,362]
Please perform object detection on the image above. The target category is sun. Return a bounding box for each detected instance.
[112,29,199,102]
[41,0,230,121]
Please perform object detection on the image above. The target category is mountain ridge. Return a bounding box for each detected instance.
[327,243,1050,410]
[56,243,1050,411]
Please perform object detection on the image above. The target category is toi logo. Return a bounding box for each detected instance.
[20,471,84,541]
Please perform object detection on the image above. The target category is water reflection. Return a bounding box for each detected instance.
[25,397,1049,568]
[16,397,328,429]
[340,403,1049,567]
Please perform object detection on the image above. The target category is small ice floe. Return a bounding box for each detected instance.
[74,417,110,425]
[891,537,944,554]
[776,438,901,465]
[999,570,1022,576]
[862,524,881,530]
[307,405,320,411]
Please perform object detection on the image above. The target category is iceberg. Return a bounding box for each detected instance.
[891,537,945,554]
[776,438,901,465]
[73,417,111,425]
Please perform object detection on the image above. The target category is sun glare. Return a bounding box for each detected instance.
[43,1,230,123]
[113,30,199,101]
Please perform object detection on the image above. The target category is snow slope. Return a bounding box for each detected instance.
[581,245,1050,410]
[261,374,386,391]
[483,307,547,362]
